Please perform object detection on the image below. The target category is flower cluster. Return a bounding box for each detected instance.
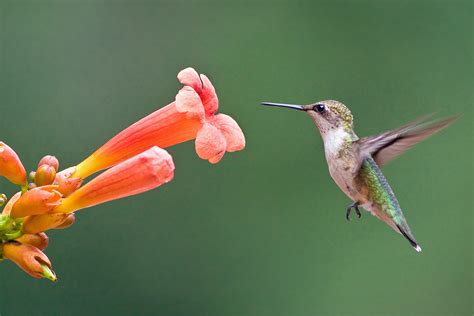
[0,67,245,281]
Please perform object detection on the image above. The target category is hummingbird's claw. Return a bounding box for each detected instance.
[346,202,361,221]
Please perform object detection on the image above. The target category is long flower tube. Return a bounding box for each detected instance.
[54,146,174,213]
[71,67,245,179]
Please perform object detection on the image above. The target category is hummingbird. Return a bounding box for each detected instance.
[261,100,457,252]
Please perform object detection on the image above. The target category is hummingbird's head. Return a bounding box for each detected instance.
[261,100,353,135]
[303,100,353,134]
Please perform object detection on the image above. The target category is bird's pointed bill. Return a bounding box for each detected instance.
[261,102,304,111]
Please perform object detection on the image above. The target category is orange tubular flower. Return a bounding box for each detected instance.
[72,67,245,179]
[1,242,56,281]
[0,142,27,186]
[54,146,174,213]
[22,213,70,234]
[10,185,62,218]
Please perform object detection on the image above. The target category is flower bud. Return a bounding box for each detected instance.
[22,213,70,234]
[54,213,75,229]
[0,142,27,186]
[38,155,59,171]
[55,146,174,213]
[15,232,49,250]
[10,185,62,218]
[55,167,82,197]
[2,242,56,281]
[35,165,57,186]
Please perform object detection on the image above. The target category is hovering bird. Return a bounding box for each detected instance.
[262,100,457,252]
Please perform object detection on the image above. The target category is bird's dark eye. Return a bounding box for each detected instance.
[313,104,326,113]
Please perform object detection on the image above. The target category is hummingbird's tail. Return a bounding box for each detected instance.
[396,224,422,252]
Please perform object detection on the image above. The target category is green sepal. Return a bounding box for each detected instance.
[0,215,23,243]
[41,264,57,282]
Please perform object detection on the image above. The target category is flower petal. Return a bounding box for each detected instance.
[177,67,202,94]
[211,114,246,152]
[195,123,226,164]
[175,86,205,118]
[55,167,82,197]
[199,74,218,116]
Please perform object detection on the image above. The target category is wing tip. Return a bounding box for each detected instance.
[414,245,422,253]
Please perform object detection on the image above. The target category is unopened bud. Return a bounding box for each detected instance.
[2,242,56,281]
[22,213,70,234]
[54,213,75,229]
[15,232,49,250]
[10,185,62,218]
[0,142,27,186]
[35,165,57,186]
[38,155,59,171]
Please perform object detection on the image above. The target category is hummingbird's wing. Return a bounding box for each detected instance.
[353,115,458,173]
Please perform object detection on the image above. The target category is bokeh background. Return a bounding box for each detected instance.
[0,1,472,315]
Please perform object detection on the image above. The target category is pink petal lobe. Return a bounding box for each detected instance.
[211,114,246,152]
[177,67,202,94]
[195,123,226,164]
[199,74,219,116]
[175,86,204,118]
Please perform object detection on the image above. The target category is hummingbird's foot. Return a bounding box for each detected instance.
[346,202,361,221]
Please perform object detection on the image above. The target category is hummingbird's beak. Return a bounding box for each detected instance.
[261,102,305,111]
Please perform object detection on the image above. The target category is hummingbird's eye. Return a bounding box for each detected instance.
[313,104,326,113]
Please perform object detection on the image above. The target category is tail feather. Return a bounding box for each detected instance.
[397,224,422,252]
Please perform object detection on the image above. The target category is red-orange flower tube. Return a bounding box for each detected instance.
[54,146,174,213]
[72,67,245,179]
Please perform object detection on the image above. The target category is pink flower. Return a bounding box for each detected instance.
[72,67,245,179]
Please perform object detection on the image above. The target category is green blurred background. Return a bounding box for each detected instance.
[0,1,472,315]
